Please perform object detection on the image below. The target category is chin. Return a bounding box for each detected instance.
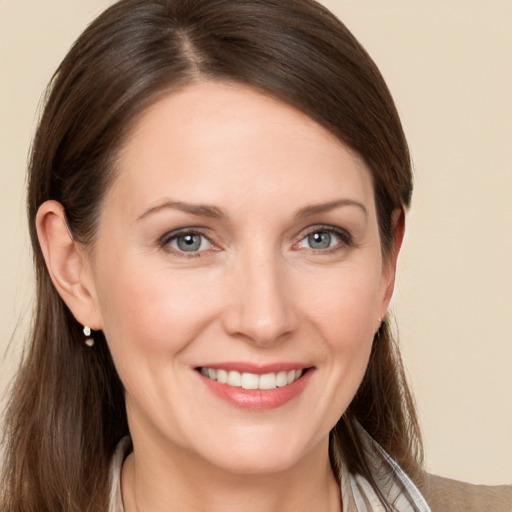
[205,448,308,476]
[186,425,328,476]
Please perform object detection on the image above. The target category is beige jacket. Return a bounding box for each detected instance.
[419,473,512,512]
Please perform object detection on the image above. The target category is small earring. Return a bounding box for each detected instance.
[83,326,94,347]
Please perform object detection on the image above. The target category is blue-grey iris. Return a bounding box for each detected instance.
[177,234,202,252]
[308,232,331,249]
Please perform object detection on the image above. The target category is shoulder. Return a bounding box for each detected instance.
[418,473,512,512]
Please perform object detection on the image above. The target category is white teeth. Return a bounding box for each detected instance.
[276,371,288,387]
[241,373,259,390]
[227,370,242,387]
[216,369,228,384]
[259,372,276,390]
[200,367,305,390]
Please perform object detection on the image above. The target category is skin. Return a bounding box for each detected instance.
[37,82,402,512]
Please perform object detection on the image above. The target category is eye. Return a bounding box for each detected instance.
[296,227,351,251]
[163,231,212,253]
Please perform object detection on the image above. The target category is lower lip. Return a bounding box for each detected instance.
[198,369,313,411]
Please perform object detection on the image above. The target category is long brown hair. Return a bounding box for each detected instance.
[1,1,422,510]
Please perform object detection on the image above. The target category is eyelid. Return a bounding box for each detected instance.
[160,227,201,243]
[157,224,354,257]
[159,227,217,256]
[293,224,354,251]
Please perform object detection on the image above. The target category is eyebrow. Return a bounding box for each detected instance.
[137,200,225,221]
[137,197,367,222]
[295,199,368,219]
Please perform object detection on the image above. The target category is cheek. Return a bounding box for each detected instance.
[93,257,220,360]
[303,263,383,342]
[301,263,382,409]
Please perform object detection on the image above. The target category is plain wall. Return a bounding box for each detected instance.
[1,0,511,485]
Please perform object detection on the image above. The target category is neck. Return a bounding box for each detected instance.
[121,436,341,512]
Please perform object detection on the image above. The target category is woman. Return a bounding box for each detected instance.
[0,1,509,511]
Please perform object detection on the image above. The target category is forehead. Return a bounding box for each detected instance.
[109,82,375,219]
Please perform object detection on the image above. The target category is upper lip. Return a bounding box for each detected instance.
[195,362,313,374]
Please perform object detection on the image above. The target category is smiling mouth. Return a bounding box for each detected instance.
[198,367,307,390]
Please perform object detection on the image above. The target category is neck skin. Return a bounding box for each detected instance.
[120,434,342,512]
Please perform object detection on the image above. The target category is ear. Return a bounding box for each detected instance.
[36,200,103,330]
[379,208,406,317]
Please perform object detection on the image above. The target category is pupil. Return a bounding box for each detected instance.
[309,231,331,249]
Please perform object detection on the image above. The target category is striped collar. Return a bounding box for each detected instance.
[339,426,431,512]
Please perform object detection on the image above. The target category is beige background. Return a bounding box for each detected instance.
[1,0,511,485]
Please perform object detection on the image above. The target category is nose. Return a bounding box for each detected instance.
[222,251,297,346]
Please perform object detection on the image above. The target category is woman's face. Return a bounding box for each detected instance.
[85,82,397,473]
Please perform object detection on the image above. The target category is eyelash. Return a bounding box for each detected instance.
[159,229,214,258]
[158,225,354,257]
[293,225,354,254]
